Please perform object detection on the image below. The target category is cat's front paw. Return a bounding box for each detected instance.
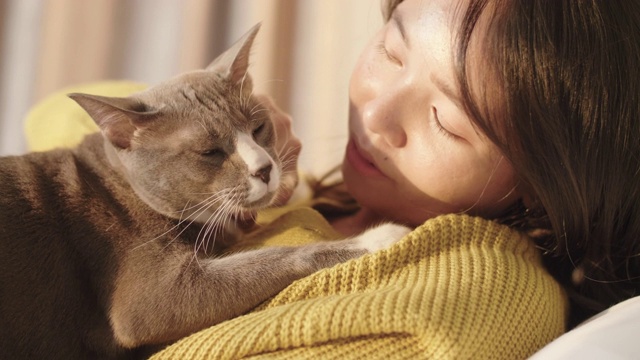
[355,223,412,253]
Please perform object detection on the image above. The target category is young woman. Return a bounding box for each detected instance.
[24,0,639,358]
[269,0,640,328]
[238,0,639,355]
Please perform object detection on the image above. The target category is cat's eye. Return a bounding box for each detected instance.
[252,123,265,137]
[201,148,224,157]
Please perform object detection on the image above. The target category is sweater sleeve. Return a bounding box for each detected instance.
[152,214,567,360]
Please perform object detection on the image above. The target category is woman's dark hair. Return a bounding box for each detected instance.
[384,0,640,327]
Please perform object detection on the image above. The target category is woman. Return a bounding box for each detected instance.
[272,0,640,328]
[239,0,639,355]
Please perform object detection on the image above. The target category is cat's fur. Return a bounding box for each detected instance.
[0,24,410,359]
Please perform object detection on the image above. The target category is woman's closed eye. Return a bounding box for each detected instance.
[431,107,459,140]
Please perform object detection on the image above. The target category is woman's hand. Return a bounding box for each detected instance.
[256,95,302,206]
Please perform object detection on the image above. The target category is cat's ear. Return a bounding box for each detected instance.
[206,22,261,89]
[68,93,159,149]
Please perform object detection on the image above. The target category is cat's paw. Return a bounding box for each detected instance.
[355,223,412,253]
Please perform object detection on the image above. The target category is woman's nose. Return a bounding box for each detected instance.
[361,96,407,148]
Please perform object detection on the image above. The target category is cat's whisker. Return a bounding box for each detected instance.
[196,185,243,255]
[132,189,234,252]
[159,191,225,215]
[178,200,192,223]
[195,198,226,252]
[248,102,263,115]
[191,189,237,243]
[202,188,236,230]
[186,198,224,269]
[184,192,230,214]
[187,194,232,270]
[213,193,240,238]
[196,195,233,257]
[250,110,270,122]
[280,159,297,173]
[250,107,270,118]
[132,221,186,252]
[280,155,297,168]
[276,142,298,158]
[198,200,229,254]
[209,190,243,246]
[277,157,298,178]
[226,191,244,229]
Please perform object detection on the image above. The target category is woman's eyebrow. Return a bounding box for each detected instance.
[391,11,410,48]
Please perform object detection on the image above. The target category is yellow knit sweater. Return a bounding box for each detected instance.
[150,207,566,359]
[25,82,567,359]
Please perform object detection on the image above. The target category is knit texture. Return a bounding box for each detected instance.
[151,210,567,360]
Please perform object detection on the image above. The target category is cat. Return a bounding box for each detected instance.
[0,23,411,359]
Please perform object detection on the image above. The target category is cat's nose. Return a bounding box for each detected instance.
[253,164,272,184]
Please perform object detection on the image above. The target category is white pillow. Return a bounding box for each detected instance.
[529,296,640,359]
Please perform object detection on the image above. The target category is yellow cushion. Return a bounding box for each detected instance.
[24,81,147,152]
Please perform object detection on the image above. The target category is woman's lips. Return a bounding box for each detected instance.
[345,138,386,177]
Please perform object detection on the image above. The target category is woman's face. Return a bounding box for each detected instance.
[344,0,519,226]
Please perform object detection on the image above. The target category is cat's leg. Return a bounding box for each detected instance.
[109,223,411,348]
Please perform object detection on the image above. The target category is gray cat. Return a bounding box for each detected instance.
[0,24,410,359]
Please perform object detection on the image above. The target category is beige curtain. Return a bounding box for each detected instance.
[0,0,382,175]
